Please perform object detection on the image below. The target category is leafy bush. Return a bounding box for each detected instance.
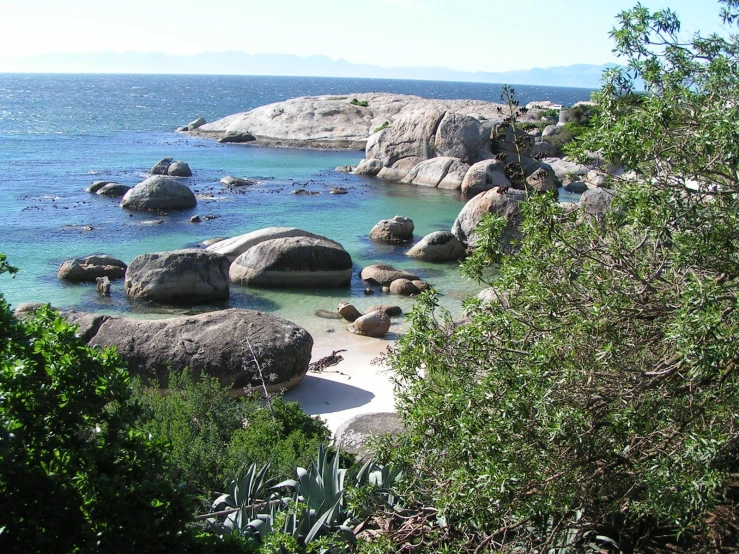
[0,279,193,552]
[373,121,389,133]
[133,370,330,503]
[383,2,739,552]
[350,98,369,108]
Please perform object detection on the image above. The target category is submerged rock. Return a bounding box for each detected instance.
[96,183,131,197]
[220,175,256,187]
[207,227,330,263]
[360,264,419,286]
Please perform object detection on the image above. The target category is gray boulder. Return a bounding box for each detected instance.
[461,159,511,196]
[525,166,559,193]
[544,157,590,181]
[96,183,131,197]
[334,165,353,173]
[402,157,469,189]
[580,187,615,220]
[219,131,256,143]
[229,237,352,287]
[586,169,609,187]
[335,412,405,457]
[151,158,174,175]
[369,216,414,243]
[367,108,444,166]
[207,227,330,263]
[530,141,556,158]
[434,112,488,164]
[120,175,197,211]
[360,264,419,286]
[452,186,527,247]
[86,180,115,193]
[564,181,588,193]
[168,161,192,177]
[187,117,206,131]
[542,125,559,137]
[125,249,229,304]
[377,157,421,182]
[58,255,127,282]
[389,278,418,296]
[64,309,312,393]
[348,310,391,338]
[352,158,384,176]
[337,302,362,322]
[406,231,466,261]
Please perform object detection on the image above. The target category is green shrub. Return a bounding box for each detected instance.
[133,370,330,503]
[350,98,369,108]
[0,280,193,552]
[373,121,389,133]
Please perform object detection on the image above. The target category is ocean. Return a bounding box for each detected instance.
[0,73,594,342]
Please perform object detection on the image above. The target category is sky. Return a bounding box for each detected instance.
[0,0,731,73]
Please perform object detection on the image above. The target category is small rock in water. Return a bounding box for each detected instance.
[190,215,201,223]
[202,214,219,221]
[96,276,111,296]
[330,187,348,194]
[363,287,374,295]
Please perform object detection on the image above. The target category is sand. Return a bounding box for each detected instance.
[283,332,398,434]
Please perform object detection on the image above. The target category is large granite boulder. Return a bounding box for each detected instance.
[452,186,527,247]
[461,159,511,196]
[525,166,559,193]
[229,237,352,287]
[434,112,488,164]
[369,216,414,243]
[86,180,115,193]
[96,183,131,197]
[377,157,421,182]
[63,309,312,393]
[367,108,444,166]
[544,157,590,180]
[335,412,405,457]
[168,161,192,177]
[151,158,174,175]
[337,302,362,322]
[187,117,207,131]
[352,158,384,176]
[401,157,469,189]
[348,310,391,338]
[120,175,197,211]
[125,249,229,304]
[406,231,466,261]
[360,264,419,286]
[57,255,127,282]
[207,227,331,263]
[389,278,419,296]
[580,187,615,220]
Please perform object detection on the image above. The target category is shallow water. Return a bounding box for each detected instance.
[0,74,592,337]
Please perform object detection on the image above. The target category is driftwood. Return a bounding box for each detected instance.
[308,349,347,373]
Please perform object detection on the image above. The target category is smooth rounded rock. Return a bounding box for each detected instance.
[461,159,511,196]
[63,309,312,393]
[168,161,192,177]
[86,180,115,193]
[96,183,131,197]
[389,278,419,296]
[58,255,127,282]
[120,175,197,211]
[229,237,352,288]
[369,215,414,243]
[208,227,332,263]
[151,158,173,175]
[564,181,588,193]
[452,186,527,247]
[526,166,559,193]
[580,187,614,220]
[406,231,466,261]
[366,305,403,317]
[124,249,229,304]
[337,302,362,322]
[348,310,391,338]
[360,264,419,286]
[187,117,206,131]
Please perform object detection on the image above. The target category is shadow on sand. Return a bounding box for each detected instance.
[284,375,375,415]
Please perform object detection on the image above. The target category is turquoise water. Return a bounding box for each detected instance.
[0,74,593,337]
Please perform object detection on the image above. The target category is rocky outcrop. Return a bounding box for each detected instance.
[219,131,256,143]
[63,309,312,393]
[125,249,229,304]
[57,255,127,282]
[544,157,590,181]
[360,264,419,286]
[526,166,559,193]
[194,93,522,151]
[461,159,510,196]
[120,175,197,211]
[406,231,466,262]
[434,112,489,164]
[207,227,330,263]
[348,310,391,338]
[401,157,470,189]
[369,216,414,243]
[352,158,384,176]
[187,117,206,131]
[229,237,352,287]
[452,187,527,247]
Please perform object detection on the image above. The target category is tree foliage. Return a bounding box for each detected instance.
[384,2,739,552]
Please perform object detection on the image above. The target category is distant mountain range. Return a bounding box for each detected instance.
[0,52,614,89]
